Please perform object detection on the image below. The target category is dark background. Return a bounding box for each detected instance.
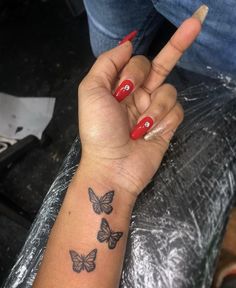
[0,0,177,284]
[0,0,94,284]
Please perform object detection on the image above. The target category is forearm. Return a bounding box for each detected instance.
[33,163,136,288]
[32,19,192,285]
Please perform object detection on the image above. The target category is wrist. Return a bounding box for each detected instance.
[72,157,138,214]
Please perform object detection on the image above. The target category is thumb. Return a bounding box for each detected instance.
[80,42,133,93]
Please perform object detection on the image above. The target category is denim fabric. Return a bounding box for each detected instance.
[83,0,165,55]
[83,0,236,78]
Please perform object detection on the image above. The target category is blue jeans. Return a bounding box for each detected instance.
[83,0,236,79]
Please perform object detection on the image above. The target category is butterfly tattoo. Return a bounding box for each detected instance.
[69,249,97,273]
[88,187,114,215]
[97,218,123,249]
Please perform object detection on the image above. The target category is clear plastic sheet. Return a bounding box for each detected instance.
[3,69,236,288]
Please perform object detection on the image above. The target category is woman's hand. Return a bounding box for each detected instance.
[34,13,204,288]
[78,17,201,200]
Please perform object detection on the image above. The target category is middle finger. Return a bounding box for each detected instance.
[142,5,208,93]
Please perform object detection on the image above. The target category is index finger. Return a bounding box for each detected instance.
[81,41,133,92]
[143,5,208,93]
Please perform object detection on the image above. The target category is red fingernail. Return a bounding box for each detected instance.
[118,30,138,45]
[131,117,154,140]
[113,80,134,102]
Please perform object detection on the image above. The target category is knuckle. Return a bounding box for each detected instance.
[132,55,150,66]
[97,51,107,62]
[157,103,167,114]
[142,85,152,94]
[169,38,185,53]
[139,69,148,81]
[151,61,170,77]
[164,83,177,98]
[129,56,150,79]
[174,112,181,123]
[96,52,112,69]
[138,55,150,67]
[174,104,184,123]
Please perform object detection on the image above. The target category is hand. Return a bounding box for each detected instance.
[78,18,202,200]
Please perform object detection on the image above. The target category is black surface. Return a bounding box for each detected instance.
[222,275,236,288]
[0,0,94,285]
[0,0,94,216]
[0,136,39,172]
[0,214,28,285]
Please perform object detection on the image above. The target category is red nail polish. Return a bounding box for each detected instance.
[118,30,138,45]
[131,117,154,140]
[113,80,134,102]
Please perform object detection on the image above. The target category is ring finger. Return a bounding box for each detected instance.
[144,102,184,142]
[130,83,177,140]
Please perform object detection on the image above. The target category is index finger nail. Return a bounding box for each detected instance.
[118,30,138,45]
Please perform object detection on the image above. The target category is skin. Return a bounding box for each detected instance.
[33,17,202,288]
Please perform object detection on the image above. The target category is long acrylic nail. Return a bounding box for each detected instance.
[130,117,154,140]
[144,125,165,141]
[118,30,138,45]
[192,5,209,24]
[144,126,176,141]
[113,80,134,102]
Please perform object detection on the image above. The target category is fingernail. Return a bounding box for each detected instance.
[118,30,138,45]
[130,117,154,140]
[113,80,134,102]
[144,127,176,141]
[192,5,209,24]
[144,125,165,141]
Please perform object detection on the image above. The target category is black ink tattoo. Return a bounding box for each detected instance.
[69,249,97,273]
[97,218,123,249]
[88,187,114,215]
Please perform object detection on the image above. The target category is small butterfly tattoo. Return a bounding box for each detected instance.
[69,249,97,273]
[88,187,114,215]
[97,218,123,249]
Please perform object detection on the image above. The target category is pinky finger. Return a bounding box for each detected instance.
[144,102,184,142]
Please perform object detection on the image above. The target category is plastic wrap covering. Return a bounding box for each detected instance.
[3,69,236,288]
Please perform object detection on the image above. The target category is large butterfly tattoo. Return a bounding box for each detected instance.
[69,249,97,273]
[97,218,123,249]
[88,187,114,215]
